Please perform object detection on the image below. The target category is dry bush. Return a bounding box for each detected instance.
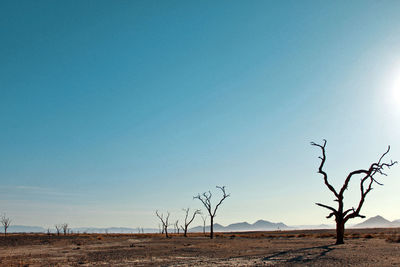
[378,232,387,239]
[363,234,374,239]
[386,234,400,243]
[296,233,306,238]
[316,233,335,238]
[351,233,360,239]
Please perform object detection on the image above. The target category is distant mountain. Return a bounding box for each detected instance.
[5,226,159,234]
[227,222,252,231]
[10,216,400,234]
[291,224,335,230]
[7,225,46,233]
[72,227,159,233]
[353,215,400,228]
[252,220,288,230]
[189,219,290,232]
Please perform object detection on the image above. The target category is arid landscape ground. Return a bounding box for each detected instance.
[1,228,400,266]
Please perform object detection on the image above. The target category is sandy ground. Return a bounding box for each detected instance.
[1,229,400,266]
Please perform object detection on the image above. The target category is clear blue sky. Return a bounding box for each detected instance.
[1,0,400,229]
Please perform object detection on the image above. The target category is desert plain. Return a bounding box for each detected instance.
[1,228,400,266]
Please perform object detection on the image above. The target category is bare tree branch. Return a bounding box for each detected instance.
[311,140,339,198]
[213,186,230,217]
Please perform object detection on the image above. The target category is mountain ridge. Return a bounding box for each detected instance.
[353,215,400,228]
[5,215,399,233]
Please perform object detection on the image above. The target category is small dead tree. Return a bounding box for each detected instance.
[194,186,230,239]
[180,208,201,237]
[312,140,397,245]
[156,210,170,238]
[61,223,69,235]
[55,224,62,236]
[201,214,207,235]
[1,214,11,237]
[174,220,179,234]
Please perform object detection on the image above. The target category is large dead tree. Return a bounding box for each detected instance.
[156,210,170,238]
[1,214,11,237]
[312,140,397,244]
[194,186,230,239]
[180,208,201,237]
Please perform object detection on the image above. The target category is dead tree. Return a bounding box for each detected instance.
[174,220,179,234]
[1,214,11,237]
[312,140,397,245]
[194,186,230,239]
[201,214,207,235]
[61,223,69,235]
[156,210,170,238]
[55,224,62,236]
[180,208,201,237]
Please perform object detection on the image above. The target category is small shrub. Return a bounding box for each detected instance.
[363,234,374,239]
[351,233,360,239]
[386,234,400,243]
[317,233,335,238]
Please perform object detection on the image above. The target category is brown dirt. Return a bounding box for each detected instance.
[1,229,400,266]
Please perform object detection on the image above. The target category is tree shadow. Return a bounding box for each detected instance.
[262,244,336,263]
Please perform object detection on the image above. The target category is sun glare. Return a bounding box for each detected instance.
[393,79,400,105]
[387,67,400,113]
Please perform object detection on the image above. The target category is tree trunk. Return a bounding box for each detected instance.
[165,226,169,238]
[210,216,214,239]
[336,220,345,245]
[184,228,187,237]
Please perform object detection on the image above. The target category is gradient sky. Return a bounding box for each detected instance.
[1,0,400,229]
